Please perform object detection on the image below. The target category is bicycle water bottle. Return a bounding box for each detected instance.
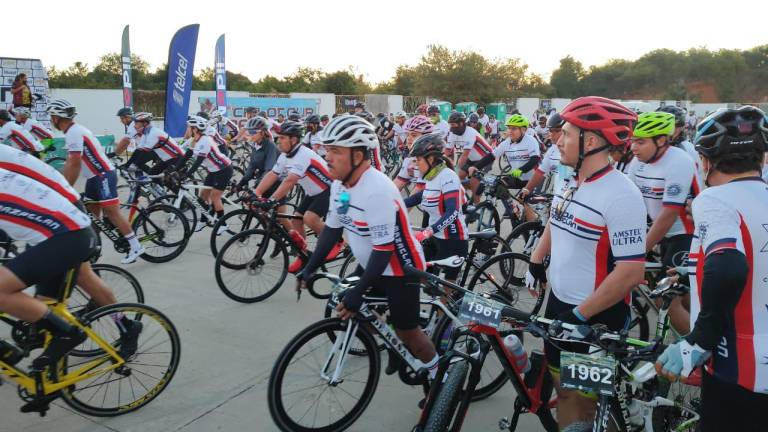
[503,334,530,373]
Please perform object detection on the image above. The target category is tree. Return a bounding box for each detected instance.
[550,56,584,97]
[319,70,358,94]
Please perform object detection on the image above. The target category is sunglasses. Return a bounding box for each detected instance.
[554,186,578,219]
[247,129,264,135]
[337,190,351,215]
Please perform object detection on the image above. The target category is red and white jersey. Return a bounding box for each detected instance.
[420,168,467,241]
[396,157,426,188]
[192,135,231,172]
[627,146,700,237]
[548,166,647,304]
[20,117,53,140]
[326,167,426,276]
[687,178,768,394]
[0,145,79,203]
[492,134,541,181]
[272,145,331,197]
[433,120,450,141]
[536,145,567,194]
[447,127,492,162]
[0,168,90,246]
[64,123,114,179]
[677,139,704,190]
[0,122,44,153]
[139,126,184,161]
[304,131,325,156]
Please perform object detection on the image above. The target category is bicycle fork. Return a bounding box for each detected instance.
[321,321,360,386]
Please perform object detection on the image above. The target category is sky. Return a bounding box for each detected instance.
[7,0,768,84]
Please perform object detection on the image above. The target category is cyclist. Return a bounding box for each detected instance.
[376,114,395,150]
[47,99,145,264]
[232,106,259,143]
[657,105,704,187]
[527,96,646,429]
[0,109,44,157]
[296,114,438,377]
[519,112,567,199]
[114,107,137,155]
[253,120,342,273]
[476,106,490,138]
[181,115,233,234]
[130,112,184,175]
[320,114,330,128]
[13,107,53,141]
[404,133,468,283]
[303,114,324,156]
[534,115,549,144]
[235,116,279,194]
[447,112,493,204]
[486,114,500,145]
[656,106,768,431]
[394,115,433,192]
[467,112,482,135]
[393,111,408,151]
[353,112,383,171]
[122,112,158,174]
[416,103,428,116]
[207,111,235,156]
[428,105,450,141]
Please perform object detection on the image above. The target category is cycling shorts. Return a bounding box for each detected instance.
[84,171,119,206]
[296,188,330,217]
[369,275,421,330]
[203,166,233,191]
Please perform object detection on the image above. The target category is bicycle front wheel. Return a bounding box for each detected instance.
[423,360,469,432]
[133,204,190,263]
[58,303,181,417]
[209,208,263,257]
[468,252,544,316]
[268,318,381,432]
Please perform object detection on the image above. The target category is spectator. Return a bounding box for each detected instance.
[10,74,32,109]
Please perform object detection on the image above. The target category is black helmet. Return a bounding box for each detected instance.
[468,113,479,124]
[246,116,269,131]
[694,106,768,158]
[245,107,258,114]
[257,111,268,118]
[287,112,301,122]
[448,112,466,123]
[409,133,445,158]
[320,114,329,122]
[196,111,211,120]
[0,110,12,122]
[354,111,374,122]
[116,107,133,117]
[354,102,366,109]
[305,114,320,125]
[277,120,304,138]
[547,112,564,129]
[427,105,440,116]
[477,106,485,114]
[656,106,685,127]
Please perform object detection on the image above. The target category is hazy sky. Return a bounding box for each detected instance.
[6,0,768,84]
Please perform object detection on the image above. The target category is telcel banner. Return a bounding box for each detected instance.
[165,24,200,137]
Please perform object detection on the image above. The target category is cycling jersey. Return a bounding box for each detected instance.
[486,120,500,136]
[492,134,541,181]
[535,145,567,193]
[139,126,184,161]
[396,157,425,188]
[763,166,768,182]
[303,130,325,156]
[447,127,492,162]
[687,178,768,394]
[271,145,331,197]
[0,169,90,246]
[0,122,43,153]
[433,120,450,141]
[477,114,490,129]
[19,117,53,140]
[326,167,426,276]
[220,116,239,139]
[393,123,407,147]
[192,135,231,172]
[548,165,647,305]
[676,139,705,190]
[419,168,467,240]
[627,146,700,237]
[64,123,114,179]
[0,145,79,204]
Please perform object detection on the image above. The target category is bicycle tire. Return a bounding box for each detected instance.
[214,228,288,303]
[467,200,501,234]
[58,303,181,417]
[423,360,469,432]
[467,252,545,316]
[268,318,380,432]
[150,194,198,238]
[133,204,190,263]
[209,208,263,257]
[504,220,543,257]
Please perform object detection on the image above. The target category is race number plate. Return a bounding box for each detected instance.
[560,351,616,396]
[459,294,503,329]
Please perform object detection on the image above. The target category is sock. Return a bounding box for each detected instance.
[125,232,141,250]
[216,210,224,220]
[38,309,74,334]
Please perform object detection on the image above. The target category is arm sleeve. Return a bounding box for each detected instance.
[301,226,344,276]
[604,190,648,262]
[241,149,261,183]
[518,155,541,173]
[430,189,461,234]
[662,154,695,208]
[403,190,424,208]
[184,156,205,177]
[350,249,392,295]
[474,153,496,170]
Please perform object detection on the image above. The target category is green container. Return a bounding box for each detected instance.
[486,103,507,130]
[455,102,478,114]
[434,101,452,120]
[45,135,115,170]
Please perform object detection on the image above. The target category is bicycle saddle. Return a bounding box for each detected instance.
[427,256,465,268]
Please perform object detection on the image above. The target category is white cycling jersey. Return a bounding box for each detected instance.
[64,123,114,179]
[627,146,700,237]
[687,177,768,394]
[0,169,90,246]
[396,157,425,187]
[139,126,184,161]
[419,168,467,241]
[192,135,231,172]
[433,120,450,141]
[447,127,492,162]
[0,145,79,203]
[271,145,332,197]
[19,117,53,140]
[303,130,325,156]
[393,123,407,147]
[535,145,567,193]
[677,139,704,190]
[548,166,647,305]
[326,167,425,276]
[0,122,43,153]
[492,134,541,181]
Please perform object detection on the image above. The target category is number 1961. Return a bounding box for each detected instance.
[466,301,500,319]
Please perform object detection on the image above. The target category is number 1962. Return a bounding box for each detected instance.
[566,364,612,385]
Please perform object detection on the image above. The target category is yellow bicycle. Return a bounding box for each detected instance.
[0,265,181,417]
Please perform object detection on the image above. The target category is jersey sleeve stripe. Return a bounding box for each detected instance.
[704,238,737,256]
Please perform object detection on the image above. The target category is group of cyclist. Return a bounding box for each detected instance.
[0,92,764,430]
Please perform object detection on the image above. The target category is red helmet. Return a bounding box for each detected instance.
[416,104,429,115]
[560,96,637,146]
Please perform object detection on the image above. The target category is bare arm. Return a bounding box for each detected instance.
[254,171,279,197]
[63,153,82,185]
[115,137,131,154]
[645,207,679,252]
[268,174,300,201]
[523,170,546,192]
[530,222,552,264]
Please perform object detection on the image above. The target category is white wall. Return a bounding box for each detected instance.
[290,92,334,116]
[387,95,404,114]
[516,98,539,119]
[691,103,727,116]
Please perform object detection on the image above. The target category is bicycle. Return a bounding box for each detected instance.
[0,258,181,417]
[465,171,529,234]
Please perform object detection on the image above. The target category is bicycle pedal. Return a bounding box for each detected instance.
[498,417,511,430]
[20,392,59,416]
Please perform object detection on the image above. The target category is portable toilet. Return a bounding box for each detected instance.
[486,103,507,130]
[455,102,478,114]
[433,101,452,121]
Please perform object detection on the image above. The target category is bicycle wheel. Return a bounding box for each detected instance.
[467,201,501,234]
[150,194,198,238]
[209,208,263,257]
[468,252,544,316]
[268,318,380,432]
[58,303,181,417]
[307,248,352,300]
[504,220,543,257]
[423,360,469,432]
[133,204,190,263]
[652,380,701,431]
[214,229,288,303]
[68,264,145,316]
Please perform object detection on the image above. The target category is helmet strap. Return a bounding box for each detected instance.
[575,129,610,175]
[646,136,669,164]
[342,148,367,186]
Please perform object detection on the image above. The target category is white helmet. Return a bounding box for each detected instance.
[46,99,77,119]
[187,115,208,130]
[133,112,153,122]
[320,114,378,149]
[394,111,407,118]
[13,107,31,118]
[208,110,223,126]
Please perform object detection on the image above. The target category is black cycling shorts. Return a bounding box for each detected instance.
[499,176,527,191]
[425,238,469,280]
[6,228,97,299]
[297,188,330,217]
[148,157,181,176]
[369,275,421,330]
[203,166,233,191]
[660,234,693,269]
[459,159,491,174]
[700,371,768,432]
[543,293,629,371]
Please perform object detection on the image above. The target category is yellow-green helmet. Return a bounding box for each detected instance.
[506,113,529,128]
[633,112,675,138]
